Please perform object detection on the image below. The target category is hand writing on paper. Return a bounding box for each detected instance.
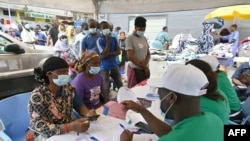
[121,100,145,113]
[68,118,90,133]
[120,130,133,141]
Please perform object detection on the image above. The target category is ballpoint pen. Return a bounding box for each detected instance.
[90,136,99,141]
[119,123,141,134]
[119,123,125,130]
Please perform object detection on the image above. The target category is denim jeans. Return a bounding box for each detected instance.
[234,86,250,101]
[101,68,123,102]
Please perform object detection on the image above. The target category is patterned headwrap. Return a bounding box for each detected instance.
[75,50,99,72]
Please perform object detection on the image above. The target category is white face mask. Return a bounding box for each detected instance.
[53,75,70,86]
[62,38,68,44]
[89,28,96,34]
[159,92,176,120]
[102,29,110,35]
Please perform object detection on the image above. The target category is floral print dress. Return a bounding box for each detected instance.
[27,84,76,139]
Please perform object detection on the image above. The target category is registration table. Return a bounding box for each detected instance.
[46,81,160,141]
[46,114,158,141]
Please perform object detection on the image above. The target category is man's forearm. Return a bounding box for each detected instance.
[47,35,51,45]
[232,78,244,86]
[102,42,110,58]
[139,108,172,137]
[108,49,121,57]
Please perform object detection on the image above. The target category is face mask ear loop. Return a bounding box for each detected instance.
[162,92,177,115]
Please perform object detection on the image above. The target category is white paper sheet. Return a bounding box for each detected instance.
[117,87,137,103]
[130,85,150,99]
[46,115,159,141]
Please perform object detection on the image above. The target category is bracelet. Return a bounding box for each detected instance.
[63,124,69,133]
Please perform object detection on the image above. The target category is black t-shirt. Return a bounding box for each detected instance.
[49,26,59,46]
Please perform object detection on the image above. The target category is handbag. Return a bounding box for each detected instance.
[134,68,150,83]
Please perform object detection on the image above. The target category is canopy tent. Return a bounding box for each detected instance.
[3,0,249,14]
[0,0,94,14]
[205,5,250,20]
[99,0,250,14]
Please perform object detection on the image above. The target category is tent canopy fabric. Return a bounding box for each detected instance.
[205,5,250,20]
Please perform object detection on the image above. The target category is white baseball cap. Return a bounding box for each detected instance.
[200,55,219,72]
[156,64,209,96]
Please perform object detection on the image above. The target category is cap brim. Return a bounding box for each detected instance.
[147,78,164,88]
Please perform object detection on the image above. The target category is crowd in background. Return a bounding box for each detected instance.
[1,16,249,141]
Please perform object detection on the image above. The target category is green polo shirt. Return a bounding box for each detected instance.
[158,112,223,141]
[217,71,241,111]
[200,90,230,124]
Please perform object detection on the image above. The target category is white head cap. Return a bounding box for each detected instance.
[200,55,219,72]
[58,32,67,38]
[156,64,209,96]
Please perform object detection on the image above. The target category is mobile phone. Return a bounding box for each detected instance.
[87,114,100,121]
[135,122,153,134]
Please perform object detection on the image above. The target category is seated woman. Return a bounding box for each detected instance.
[231,61,250,101]
[27,56,96,140]
[73,50,104,109]
[186,59,230,124]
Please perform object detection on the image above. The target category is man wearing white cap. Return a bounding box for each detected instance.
[120,64,223,141]
[200,55,241,114]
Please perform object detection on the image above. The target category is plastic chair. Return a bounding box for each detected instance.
[0,93,31,141]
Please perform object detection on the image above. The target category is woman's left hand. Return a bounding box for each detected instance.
[86,109,98,121]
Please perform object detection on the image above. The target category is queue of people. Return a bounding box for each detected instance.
[25,16,249,141]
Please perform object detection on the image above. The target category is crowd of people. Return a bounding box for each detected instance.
[22,15,249,141]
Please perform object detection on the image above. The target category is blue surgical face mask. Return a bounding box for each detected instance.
[102,29,110,35]
[89,28,96,34]
[136,31,144,37]
[83,30,89,35]
[62,38,68,44]
[159,92,176,120]
[89,66,100,74]
[53,75,70,86]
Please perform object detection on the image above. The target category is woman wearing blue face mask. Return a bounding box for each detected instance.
[27,56,97,140]
[73,50,104,109]
[53,33,78,80]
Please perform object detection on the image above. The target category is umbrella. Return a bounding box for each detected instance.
[205,5,250,20]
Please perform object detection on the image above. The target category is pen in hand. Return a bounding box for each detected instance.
[119,123,125,130]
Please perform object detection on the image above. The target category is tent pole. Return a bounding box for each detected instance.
[233,17,236,24]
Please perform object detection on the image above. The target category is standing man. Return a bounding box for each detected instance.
[125,16,151,88]
[97,21,123,102]
[109,23,119,41]
[221,24,239,67]
[21,23,36,45]
[15,24,23,41]
[47,19,59,46]
[34,25,47,46]
[72,22,89,60]
[82,20,101,54]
